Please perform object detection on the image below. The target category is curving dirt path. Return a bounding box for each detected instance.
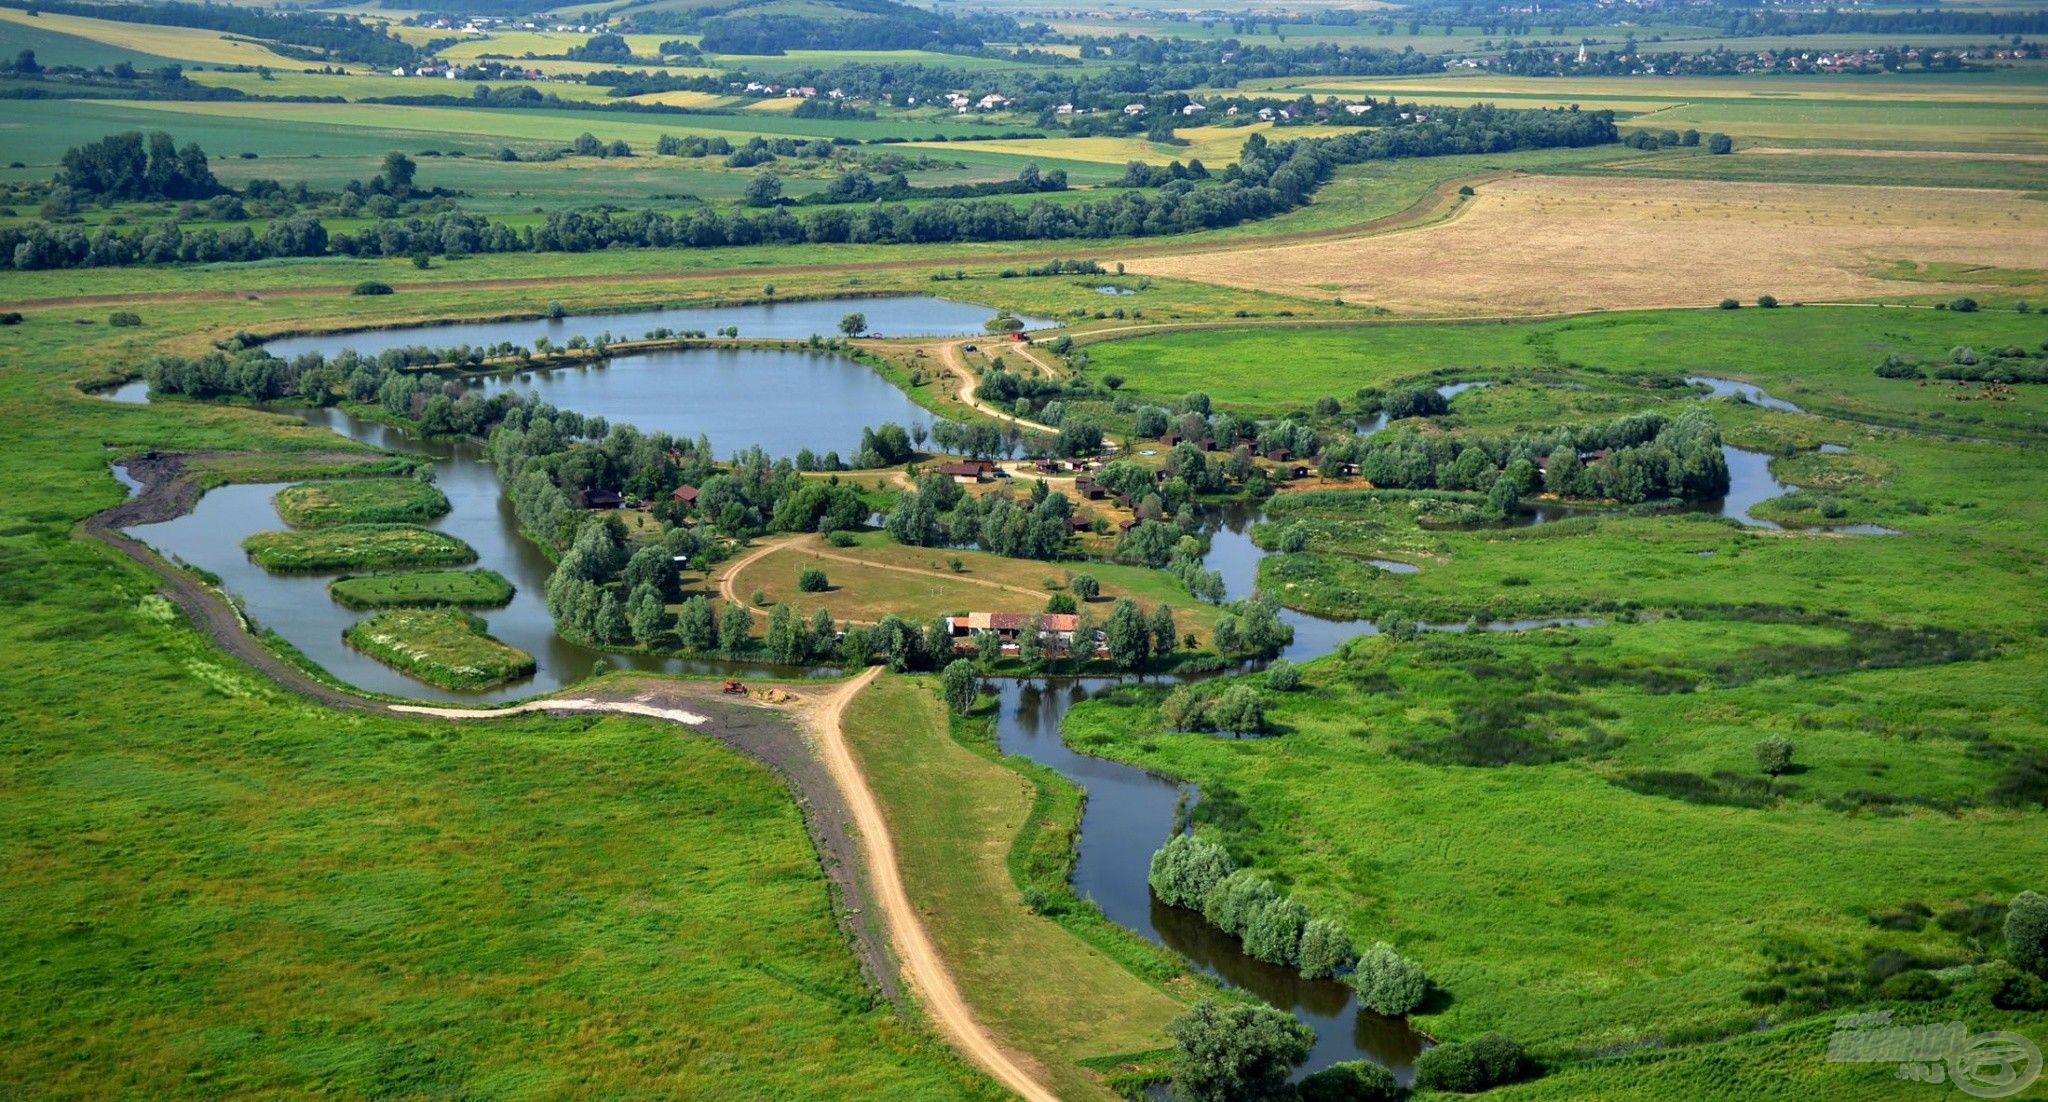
[939,339,1059,434]
[715,534,803,615]
[809,668,1061,1102]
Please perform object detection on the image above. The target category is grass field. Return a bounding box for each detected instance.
[1079,305,2048,438]
[0,294,1002,1096]
[274,477,449,527]
[842,674,1186,1099]
[243,523,477,572]
[1129,174,2048,313]
[0,7,315,68]
[342,606,535,689]
[327,568,514,608]
[910,123,1354,168]
[722,530,1223,644]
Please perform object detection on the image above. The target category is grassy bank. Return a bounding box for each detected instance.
[840,674,1187,1100]
[341,608,536,691]
[243,524,477,573]
[274,478,450,528]
[328,569,515,610]
[0,295,1000,1094]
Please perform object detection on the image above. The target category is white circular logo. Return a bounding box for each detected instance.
[1950,1031,2043,1099]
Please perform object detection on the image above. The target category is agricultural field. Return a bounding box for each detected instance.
[342,606,535,688]
[328,568,515,608]
[0,7,313,68]
[1129,175,2048,314]
[274,477,449,527]
[243,523,478,572]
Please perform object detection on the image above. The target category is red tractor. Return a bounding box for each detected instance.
[721,679,747,695]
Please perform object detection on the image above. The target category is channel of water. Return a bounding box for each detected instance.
[106,324,1889,1079]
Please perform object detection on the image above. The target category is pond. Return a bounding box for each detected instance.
[262,295,1053,361]
[1686,375,1804,414]
[463,347,935,460]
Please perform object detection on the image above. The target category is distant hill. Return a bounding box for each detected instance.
[607,0,1022,54]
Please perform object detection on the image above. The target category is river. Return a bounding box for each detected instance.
[108,322,1886,1082]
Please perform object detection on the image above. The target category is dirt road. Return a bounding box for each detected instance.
[810,668,1060,1102]
[939,340,1058,433]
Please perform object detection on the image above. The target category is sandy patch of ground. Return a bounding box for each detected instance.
[1127,175,2048,314]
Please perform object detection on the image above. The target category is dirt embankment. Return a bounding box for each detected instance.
[81,454,901,1001]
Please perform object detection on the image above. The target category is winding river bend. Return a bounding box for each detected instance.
[112,310,1889,1082]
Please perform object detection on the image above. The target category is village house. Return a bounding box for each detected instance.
[575,488,624,510]
[947,612,1086,655]
[938,459,999,483]
[670,484,698,505]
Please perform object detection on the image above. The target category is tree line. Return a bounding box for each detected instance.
[0,0,420,67]
[3,108,1614,271]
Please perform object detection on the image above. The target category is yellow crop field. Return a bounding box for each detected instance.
[622,90,742,109]
[435,30,677,60]
[0,7,313,67]
[1129,174,2048,314]
[909,123,1348,167]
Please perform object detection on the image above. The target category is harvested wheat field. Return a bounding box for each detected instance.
[1128,175,2048,315]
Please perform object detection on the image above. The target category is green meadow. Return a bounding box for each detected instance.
[274,477,449,527]
[342,606,535,689]
[328,568,515,609]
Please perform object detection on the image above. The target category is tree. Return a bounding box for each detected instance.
[676,595,716,651]
[1351,942,1428,1015]
[1071,573,1100,601]
[594,591,629,644]
[1707,132,1734,154]
[1046,592,1077,614]
[1160,685,1208,731]
[1757,294,1779,309]
[1166,1000,1312,1102]
[2008,890,2048,976]
[940,658,979,715]
[718,602,752,656]
[1244,895,1309,965]
[744,173,782,207]
[1298,1060,1399,1102]
[1202,870,1278,936]
[1207,684,1266,735]
[1104,598,1150,670]
[835,311,869,337]
[1150,603,1178,658]
[1266,659,1300,692]
[1755,735,1794,777]
[627,582,668,645]
[798,566,829,592]
[1298,918,1357,979]
[1148,833,1235,909]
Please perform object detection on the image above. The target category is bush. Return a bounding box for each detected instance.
[0,312,21,325]
[1243,896,1310,966]
[1756,294,1778,309]
[1877,969,1949,1001]
[108,311,141,327]
[1707,132,1733,154]
[1718,298,1740,310]
[1202,870,1279,937]
[1298,1059,1399,1102]
[1351,942,1429,1016]
[1415,1033,1530,1093]
[2008,890,2048,976]
[1977,960,2048,1010]
[351,281,393,296]
[1266,659,1301,692]
[1949,296,1980,313]
[1298,918,1357,979]
[1755,735,1794,777]
[826,530,857,548]
[1414,1042,1484,1092]
[1167,1000,1312,1102]
[1148,833,1236,910]
[797,566,829,592]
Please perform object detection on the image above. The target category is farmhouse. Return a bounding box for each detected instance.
[575,488,624,509]
[670,484,699,504]
[947,612,1086,655]
[937,459,998,483]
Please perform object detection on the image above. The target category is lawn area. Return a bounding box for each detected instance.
[243,523,477,572]
[1080,306,2048,438]
[341,607,535,690]
[722,531,1222,644]
[840,674,1186,1100]
[328,568,515,609]
[0,301,999,1096]
[1061,627,2047,1090]
[275,477,449,528]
